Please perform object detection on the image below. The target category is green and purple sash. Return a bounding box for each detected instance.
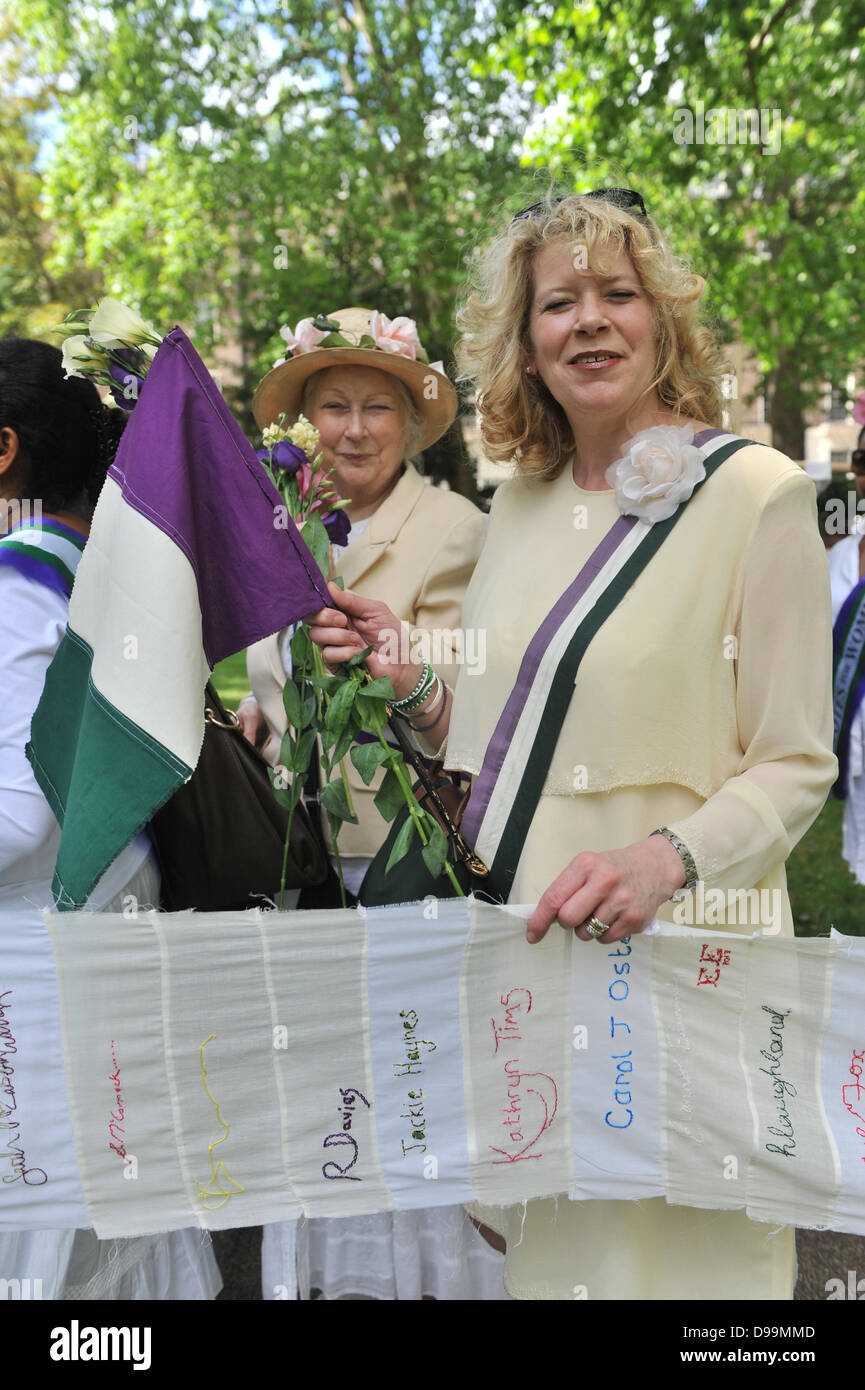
[0,519,85,598]
[831,575,865,799]
[461,431,755,900]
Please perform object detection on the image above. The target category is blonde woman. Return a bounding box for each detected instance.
[305,192,836,1300]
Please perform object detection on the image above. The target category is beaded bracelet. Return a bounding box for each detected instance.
[390,661,436,713]
[406,678,447,729]
[650,826,699,902]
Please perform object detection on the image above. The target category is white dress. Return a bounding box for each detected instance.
[0,553,222,1300]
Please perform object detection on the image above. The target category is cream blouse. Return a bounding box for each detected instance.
[444,439,836,927]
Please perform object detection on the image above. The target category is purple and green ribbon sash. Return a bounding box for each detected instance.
[461,432,756,900]
[831,575,865,799]
[0,518,85,598]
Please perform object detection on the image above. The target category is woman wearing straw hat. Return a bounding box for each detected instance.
[244,307,506,1299]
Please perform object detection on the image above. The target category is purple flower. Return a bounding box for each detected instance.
[107,359,145,411]
[271,440,307,474]
[322,508,352,546]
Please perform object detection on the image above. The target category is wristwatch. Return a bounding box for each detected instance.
[651,826,699,902]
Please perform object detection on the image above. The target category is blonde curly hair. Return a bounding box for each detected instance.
[455,193,725,481]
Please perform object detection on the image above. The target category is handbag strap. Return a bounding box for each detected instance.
[484,435,757,900]
[385,710,488,875]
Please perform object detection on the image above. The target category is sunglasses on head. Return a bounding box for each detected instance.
[511,187,648,224]
[851,449,865,473]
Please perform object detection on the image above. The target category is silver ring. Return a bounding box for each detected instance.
[583,916,610,940]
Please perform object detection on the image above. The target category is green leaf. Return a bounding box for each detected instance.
[345,645,374,668]
[354,695,389,733]
[300,690,317,725]
[294,728,317,775]
[373,767,405,822]
[324,678,357,733]
[358,676,395,700]
[349,741,393,785]
[268,766,298,811]
[281,678,302,728]
[319,776,358,824]
[308,673,343,695]
[319,724,337,755]
[279,731,295,767]
[385,813,418,875]
[301,513,330,579]
[420,818,449,880]
[290,625,313,671]
[330,723,356,766]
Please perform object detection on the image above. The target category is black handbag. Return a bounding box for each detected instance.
[358,714,492,907]
[149,680,328,911]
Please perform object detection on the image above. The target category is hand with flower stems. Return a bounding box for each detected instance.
[304,582,440,708]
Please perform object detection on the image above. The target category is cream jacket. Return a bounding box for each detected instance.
[247,463,487,858]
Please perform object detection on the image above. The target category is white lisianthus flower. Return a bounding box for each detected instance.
[88,297,161,348]
[605,423,706,524]
[60,335,104,378]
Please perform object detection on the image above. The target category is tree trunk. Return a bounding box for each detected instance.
[421,416,480,503]
[767,350,807,459]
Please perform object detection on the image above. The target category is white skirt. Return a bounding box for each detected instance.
[262,1210,511,1301]
[0,857,222,1301]
[0,1228,222,1300]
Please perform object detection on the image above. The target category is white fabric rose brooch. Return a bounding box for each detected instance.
[604,422,706,523]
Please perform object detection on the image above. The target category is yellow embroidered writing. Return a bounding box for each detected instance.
[196,1034,245,1210]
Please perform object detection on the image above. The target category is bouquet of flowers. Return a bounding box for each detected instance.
[57,299,163,409]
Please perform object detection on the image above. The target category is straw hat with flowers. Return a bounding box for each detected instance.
[252,307,458,452]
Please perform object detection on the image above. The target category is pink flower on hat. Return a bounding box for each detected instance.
[279,317,329,355]
[853,392,865,426]
[369,310,422,360]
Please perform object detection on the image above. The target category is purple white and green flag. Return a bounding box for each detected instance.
[27,327,330,910]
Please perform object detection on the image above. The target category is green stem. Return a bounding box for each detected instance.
[339,756,357,819]
[375,731,465,899]
[278,799,297,912]
[330,831,348,909]
[309,641,349,900]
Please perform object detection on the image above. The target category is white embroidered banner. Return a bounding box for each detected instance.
[1,901,863,1237]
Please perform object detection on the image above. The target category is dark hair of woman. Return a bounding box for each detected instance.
[0,337,127,514]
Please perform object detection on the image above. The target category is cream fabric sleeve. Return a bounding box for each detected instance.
[665,469,837,890]
[405,510,486,761]
[407,510,487,691]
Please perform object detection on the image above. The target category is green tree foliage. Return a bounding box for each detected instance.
[490,0,864,457]
[0,15,100,338]
[13,0,535,485]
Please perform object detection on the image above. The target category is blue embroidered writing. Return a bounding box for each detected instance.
[605,940,634,1129]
